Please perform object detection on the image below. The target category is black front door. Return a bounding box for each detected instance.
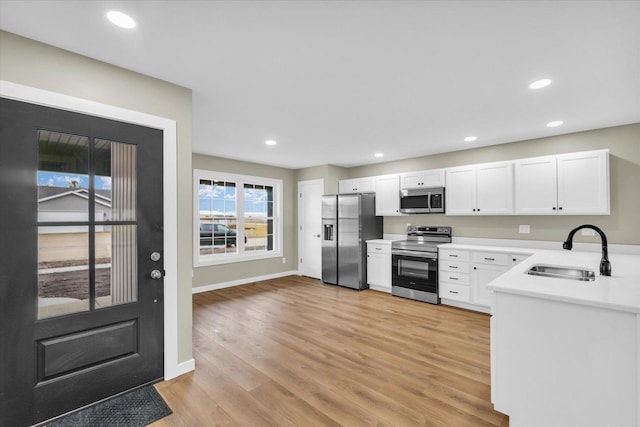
[0,98,164,426]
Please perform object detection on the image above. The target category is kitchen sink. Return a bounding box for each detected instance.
[526,264,596,282]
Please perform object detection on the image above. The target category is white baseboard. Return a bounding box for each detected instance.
[192,270,300,294]
[166,358,195,380]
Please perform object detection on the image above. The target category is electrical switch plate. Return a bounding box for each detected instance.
[519,225,530,234]
[581,228,596,236]
[282,257,286,264]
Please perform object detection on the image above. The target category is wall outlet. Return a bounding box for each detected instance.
[519,225,531,234]
[581,228,596,236]
[282,257,286,264]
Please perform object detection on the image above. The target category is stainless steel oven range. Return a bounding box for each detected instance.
[391,225,452,304]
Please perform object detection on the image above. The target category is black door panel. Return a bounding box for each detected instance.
[0,98,164,426]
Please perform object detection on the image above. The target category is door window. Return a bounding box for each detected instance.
[37,130,138,319]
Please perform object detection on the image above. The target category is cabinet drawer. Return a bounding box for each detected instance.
[439,271,470,286]
[367,243,391,254]
[439,249,470,262]
[440,282,470,302]
[472,251,509,266]
[439,260,470,273]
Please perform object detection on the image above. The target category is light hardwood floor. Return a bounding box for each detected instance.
[153,275,509,426]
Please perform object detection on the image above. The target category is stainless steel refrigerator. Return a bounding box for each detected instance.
[321,193,383,290]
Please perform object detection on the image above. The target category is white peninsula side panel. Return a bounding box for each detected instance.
[491,292,638,427]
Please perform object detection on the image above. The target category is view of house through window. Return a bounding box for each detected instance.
[37,130,138,319]
[243,184,274,252]
[195,170,281,265]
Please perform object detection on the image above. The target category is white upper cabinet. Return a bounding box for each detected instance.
[557,150,610,214]
[514,149,609,215]
[513,155,558,214]
[446,161,514,215]
[373,174,403,216]
[338,177,375,194]
[445,166,476,215]
[400,169,445,189]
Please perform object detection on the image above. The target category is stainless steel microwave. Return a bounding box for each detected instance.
[399,187,445,214]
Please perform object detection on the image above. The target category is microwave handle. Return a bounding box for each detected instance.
[427,191,431,210]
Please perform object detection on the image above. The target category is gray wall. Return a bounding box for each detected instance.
[347,124,640,245]
[295,164,348,194]
[0,31,194,363]
[192,154,297,287]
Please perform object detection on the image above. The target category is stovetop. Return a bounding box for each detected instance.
[391,225,452,253]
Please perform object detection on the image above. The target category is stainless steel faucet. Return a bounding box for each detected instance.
[562,224,611,276]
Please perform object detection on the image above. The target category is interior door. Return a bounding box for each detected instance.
[297,179,323,278]
[0,98,164,426]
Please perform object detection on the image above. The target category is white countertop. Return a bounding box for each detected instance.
[369,240,640,312]
[365,239,393,244]
[439,243,535,255]
[456,244,640,314]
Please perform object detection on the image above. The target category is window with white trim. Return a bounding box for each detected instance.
[194,169,282,266]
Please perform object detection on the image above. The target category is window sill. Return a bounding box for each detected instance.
[194,250,282,267]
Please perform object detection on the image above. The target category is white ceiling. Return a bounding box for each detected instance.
[1,1,639,169]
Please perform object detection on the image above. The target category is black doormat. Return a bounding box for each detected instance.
[44,385,172,427]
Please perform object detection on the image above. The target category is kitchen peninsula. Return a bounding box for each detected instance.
[488,249,640,427]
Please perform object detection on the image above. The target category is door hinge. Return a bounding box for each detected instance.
[299,193,302,198]
[300,258,303,263]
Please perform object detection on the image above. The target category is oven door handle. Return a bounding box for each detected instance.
[392,250,437,260]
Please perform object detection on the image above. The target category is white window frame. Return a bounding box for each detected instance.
[193,169,283,267]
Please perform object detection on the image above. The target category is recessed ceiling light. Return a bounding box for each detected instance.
[529,79,552,89]
[464,136,477,142]
[265,139,277,146]
[547,120,564,127]
[374,153,384,158]
[107,11,136,29]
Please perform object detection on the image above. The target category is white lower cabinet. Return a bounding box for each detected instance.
[366,241,392,292]
[439,247,530,313]
[471,251,509,307]
[492,292,639,427]
[439,249,474,308]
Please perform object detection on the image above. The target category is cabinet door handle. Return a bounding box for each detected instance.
[449,290,459,294]
[449,254,458,258]
[484,257,495,261]
[449,277,458,280]
[449,265,458,269]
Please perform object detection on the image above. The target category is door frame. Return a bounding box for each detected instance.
[297,179,324,278]
[0,80,188,380]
